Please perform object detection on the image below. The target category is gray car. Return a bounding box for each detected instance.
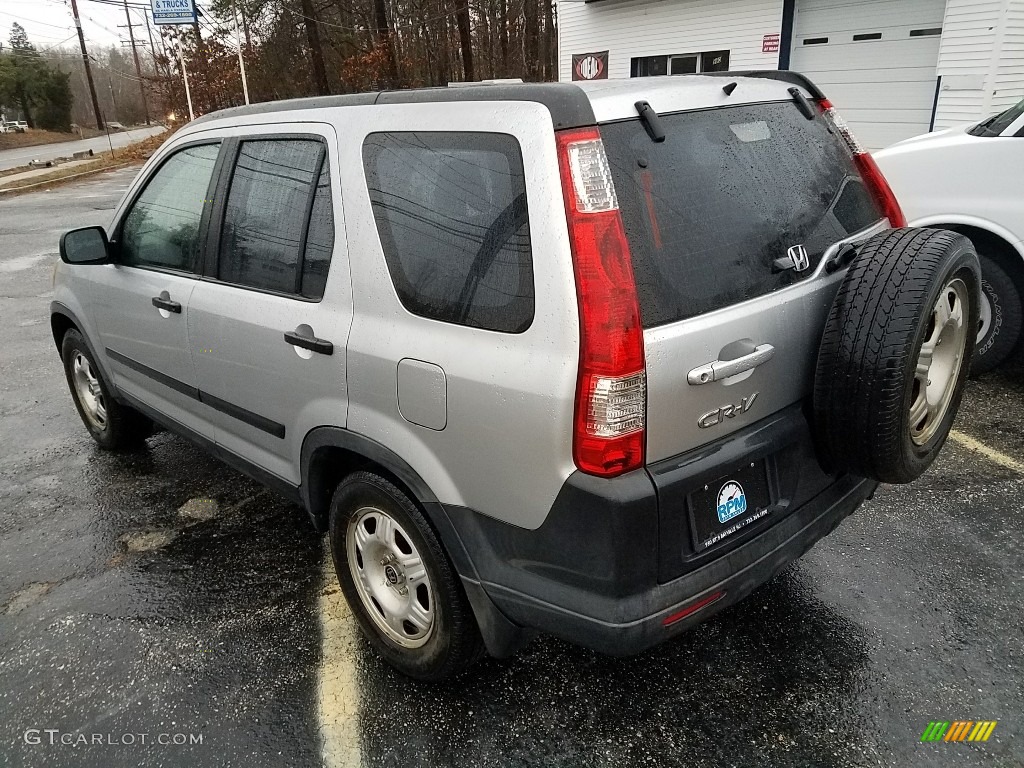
[53,74,979,680]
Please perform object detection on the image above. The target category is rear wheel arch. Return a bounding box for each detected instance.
[303,427,527,661]
[301,427,441,533]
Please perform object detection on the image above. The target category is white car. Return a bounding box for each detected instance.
[876,98,1024,373]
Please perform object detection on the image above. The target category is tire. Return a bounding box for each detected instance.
[813,228,980,484]
[328,471,484,680]
[61,329,153,450]
[972,253,1023,375]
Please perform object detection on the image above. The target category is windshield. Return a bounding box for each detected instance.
[968,98,1024,137]
[601,101,883,328]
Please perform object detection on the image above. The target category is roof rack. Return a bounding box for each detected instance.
[448,78,524,87]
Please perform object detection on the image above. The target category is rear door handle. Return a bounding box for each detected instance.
[151,295,182,313]
[284,330,334,356]
[688,343,775,385]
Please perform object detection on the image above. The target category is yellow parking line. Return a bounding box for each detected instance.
[318,554,364,768]
[949,430,1024,475]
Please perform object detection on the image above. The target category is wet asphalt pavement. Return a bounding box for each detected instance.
[2,169,1023,767]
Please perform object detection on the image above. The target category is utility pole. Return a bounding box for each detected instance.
[141,11,163,78]
[106,72,118,120]
[123,0,150,124]
[70,0,104,130]
[177,43,195,121]
[232,1,250,104]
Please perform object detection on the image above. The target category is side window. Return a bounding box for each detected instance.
[218,139,333,298]
[120,143,220,271]
[301,162,334,300]
[362,132,534,333]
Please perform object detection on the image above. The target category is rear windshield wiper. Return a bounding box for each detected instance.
[634,100,666,143]
[788,87,816,121]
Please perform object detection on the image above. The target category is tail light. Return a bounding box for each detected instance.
[556,127,646,478]
[818,98,907,227]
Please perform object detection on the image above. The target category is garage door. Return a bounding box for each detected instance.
[790,0,945,150]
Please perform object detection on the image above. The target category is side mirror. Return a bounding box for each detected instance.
[60,226,111,265]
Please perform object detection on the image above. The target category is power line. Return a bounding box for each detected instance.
[1,33,82,54]
[81,0,151,8]
[0,12,74,32]
[1,29,74,43]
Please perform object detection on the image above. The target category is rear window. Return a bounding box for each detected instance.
[601,101,882,328]
[362,132,534,334]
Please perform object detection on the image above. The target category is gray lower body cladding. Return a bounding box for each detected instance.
[443,404,877,656]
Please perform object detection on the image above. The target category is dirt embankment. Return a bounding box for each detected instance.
[0,128,110,151]
[0,130,171,194]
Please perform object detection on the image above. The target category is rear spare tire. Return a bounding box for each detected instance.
[814,228,980,484]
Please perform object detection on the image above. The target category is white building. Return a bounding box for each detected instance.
[558,0,1024,149]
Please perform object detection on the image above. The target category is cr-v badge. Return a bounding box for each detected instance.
[698,392,759,429]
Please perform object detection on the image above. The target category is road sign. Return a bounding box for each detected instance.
[152,0,197,26]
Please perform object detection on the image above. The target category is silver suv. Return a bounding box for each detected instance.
[53,74,980,680]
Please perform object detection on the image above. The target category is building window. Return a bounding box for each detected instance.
[670,55,697,75]
[631,49,730,78]
[631,55,667,77]
[909,27,942,37]
[803,37,829,45]
[701,50,730,72]
[852,32,882,41]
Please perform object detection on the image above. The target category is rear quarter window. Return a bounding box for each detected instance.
[362,132,534,333]
[601,101,882,327]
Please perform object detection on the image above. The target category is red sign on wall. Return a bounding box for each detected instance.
[762,33,781,53]
[572,51,609,81]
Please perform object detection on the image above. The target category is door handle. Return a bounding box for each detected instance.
[284,330,333,356]
[687,343,775,385]
[151,295,182,313]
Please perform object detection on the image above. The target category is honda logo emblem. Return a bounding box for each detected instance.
[787,244,810,272]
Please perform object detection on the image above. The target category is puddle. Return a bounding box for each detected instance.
[178,497,220,522]
[118,529,177,553]
[4,582,56,615]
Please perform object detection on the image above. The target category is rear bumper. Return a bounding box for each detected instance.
[470,473,872,655]
[444,405,877,656]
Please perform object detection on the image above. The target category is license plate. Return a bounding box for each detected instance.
[690,462,772,551]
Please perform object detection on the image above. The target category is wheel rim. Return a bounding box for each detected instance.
[346,506,435,648]
[71,352,107,430]
[977,287,992,345]
[910,278,969,446]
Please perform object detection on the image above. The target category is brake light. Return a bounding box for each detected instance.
[556,127,646,478]
[818,98,907,227]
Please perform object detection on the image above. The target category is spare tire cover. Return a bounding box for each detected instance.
[813,228,980,484]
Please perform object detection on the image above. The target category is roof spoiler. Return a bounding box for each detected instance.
[701,70,826,101]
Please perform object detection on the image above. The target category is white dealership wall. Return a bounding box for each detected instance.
[558,0,1024,147]
[933,0,1024,129]
[557,0,784,82]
